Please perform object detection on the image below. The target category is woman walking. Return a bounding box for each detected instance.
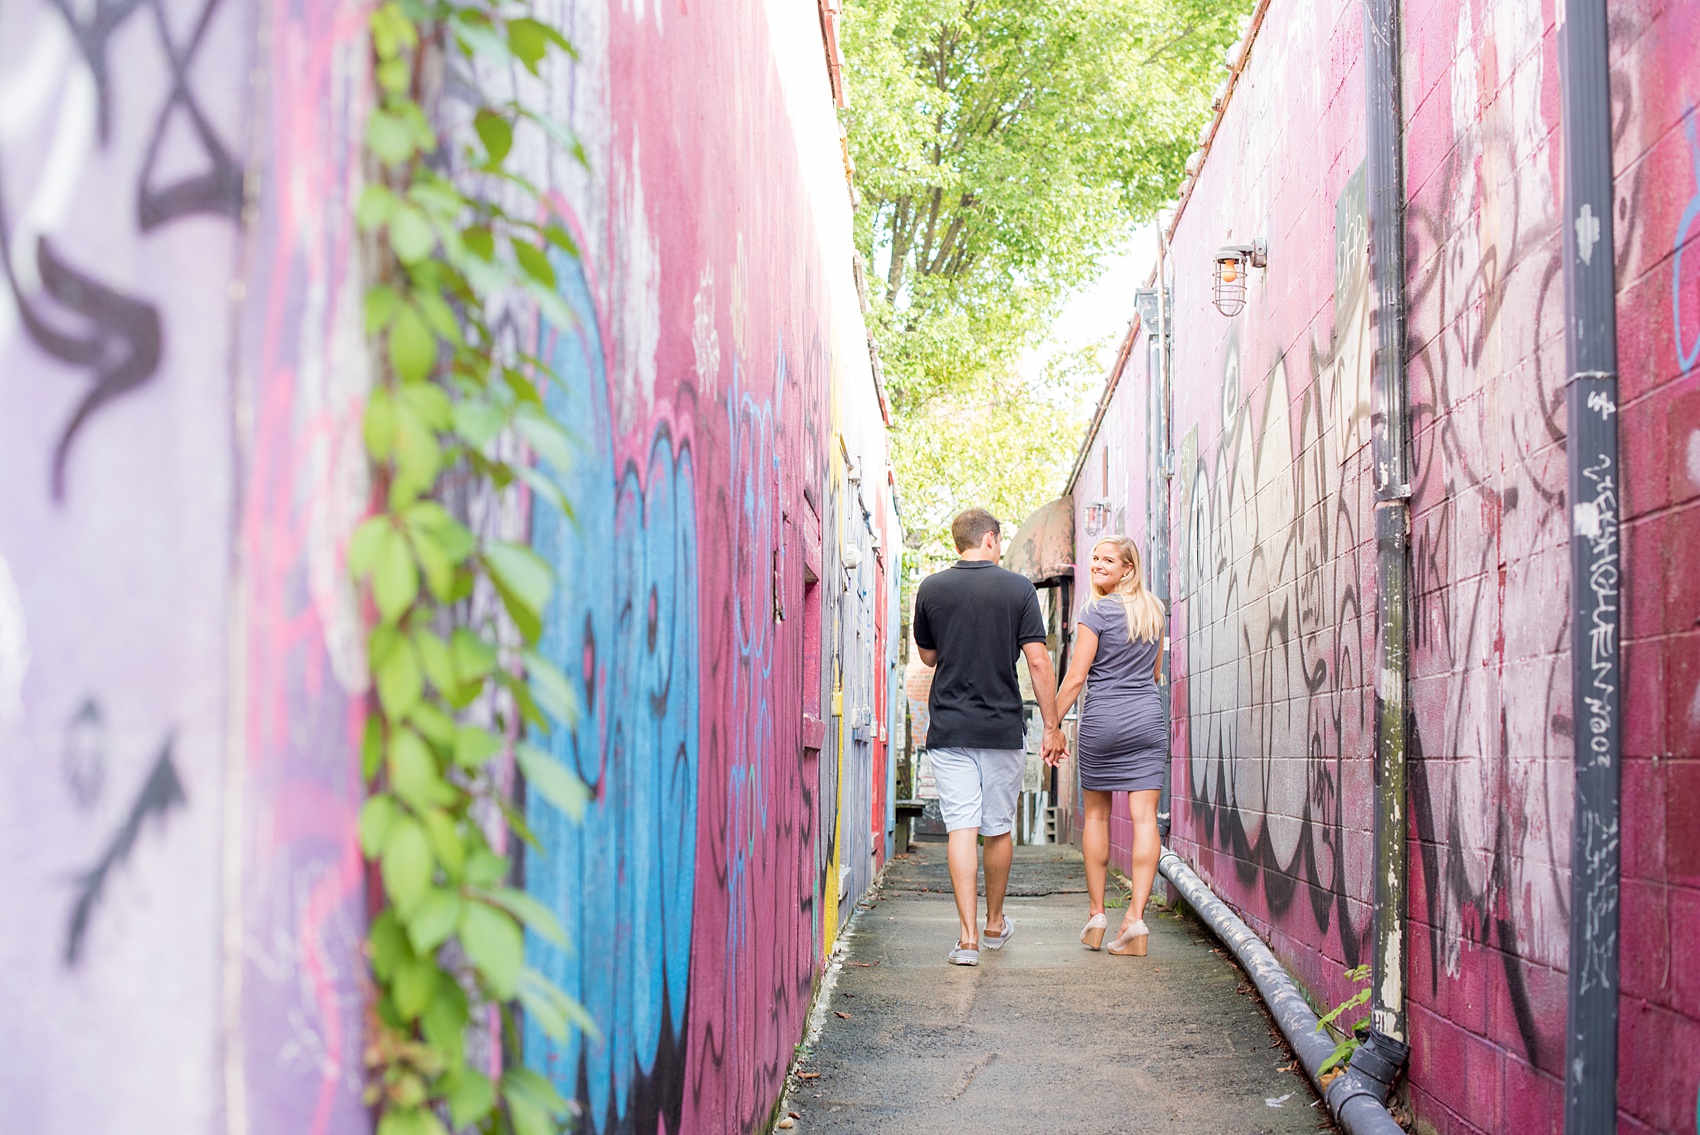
[1054,535,1167,956]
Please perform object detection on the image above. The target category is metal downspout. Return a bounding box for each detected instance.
[1364,0,1412,1060]
[1154,228,1174,842]
[1557,1,1623,1128]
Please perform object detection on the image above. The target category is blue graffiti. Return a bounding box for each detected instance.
[523,253,700,1133]
[723,354,780,999]
[1673,111,1700,374]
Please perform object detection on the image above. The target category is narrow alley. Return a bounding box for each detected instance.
[781,846,1327,1134]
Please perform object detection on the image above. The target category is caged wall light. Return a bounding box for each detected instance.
[1212,239,1267,316]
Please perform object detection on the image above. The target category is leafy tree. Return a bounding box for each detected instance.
[842,0,1250,415]
[894,342,1102,587]
[845,0,1248,605]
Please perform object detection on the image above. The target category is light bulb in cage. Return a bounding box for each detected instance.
[1212,240,1267,317]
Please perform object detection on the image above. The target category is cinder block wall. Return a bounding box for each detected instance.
[1074,0,1700,1130]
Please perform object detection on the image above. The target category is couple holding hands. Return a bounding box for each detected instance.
[912,508,1169,966]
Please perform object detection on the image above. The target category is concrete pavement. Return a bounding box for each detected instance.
[776,843,1331,1135]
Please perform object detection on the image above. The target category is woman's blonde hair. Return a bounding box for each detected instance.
[1090,535,1166,643]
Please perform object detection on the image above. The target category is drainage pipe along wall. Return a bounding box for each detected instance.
[1159,851,1405,1135]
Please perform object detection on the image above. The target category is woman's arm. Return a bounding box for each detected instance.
[1055,625,1099,719]
[1153,634,1165,685]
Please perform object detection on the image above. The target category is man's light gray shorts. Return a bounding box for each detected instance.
[928,746,1025,836]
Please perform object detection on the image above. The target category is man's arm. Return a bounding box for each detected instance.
[917,645,937,667]
[1021,641,1065,763]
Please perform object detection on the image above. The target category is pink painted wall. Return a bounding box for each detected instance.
[516,2,899,1133]
[1073,0,1700,1130]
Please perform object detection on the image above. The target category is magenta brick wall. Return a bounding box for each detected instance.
[1075,0,1700,1130]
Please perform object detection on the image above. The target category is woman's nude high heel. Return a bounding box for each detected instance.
[1107,918,1148,956]
[1080,913,1107,950]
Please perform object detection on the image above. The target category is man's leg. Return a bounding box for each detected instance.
[979,747,1025,938]
[982,831,1013,936]
[947,827,981,948]
[929,747,984,951]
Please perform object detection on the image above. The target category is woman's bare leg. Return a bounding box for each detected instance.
[1081,789,1113,917]
[1122,789,1162,930]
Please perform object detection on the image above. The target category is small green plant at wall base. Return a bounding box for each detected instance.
[352,1,592,1132]
[1315,964,1373,1081]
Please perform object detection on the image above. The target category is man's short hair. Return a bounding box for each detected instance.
[951,508,1001,552]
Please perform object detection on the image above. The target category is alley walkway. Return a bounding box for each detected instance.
[777,844,1330,1135]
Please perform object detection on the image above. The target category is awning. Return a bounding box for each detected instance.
[1001,496,1074,584]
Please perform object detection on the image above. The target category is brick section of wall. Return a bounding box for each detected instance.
[1074,0,1700,1129]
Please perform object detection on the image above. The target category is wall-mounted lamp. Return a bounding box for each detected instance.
[1212,240,1267,317]
[1083,498,1111,535]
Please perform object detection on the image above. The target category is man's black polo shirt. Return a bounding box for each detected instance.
[912,560,1047,750]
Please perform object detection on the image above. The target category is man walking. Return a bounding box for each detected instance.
[913,507,1064,965]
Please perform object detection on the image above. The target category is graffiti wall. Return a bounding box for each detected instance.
[0,0,895,1131]
[0,0,372,1128]
[1071,0,1700,1130]
[515,1,899,1133]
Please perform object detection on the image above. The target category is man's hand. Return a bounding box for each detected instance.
[1041,723,1067,766]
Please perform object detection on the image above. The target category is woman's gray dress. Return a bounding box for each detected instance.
[1076,596,1167,791]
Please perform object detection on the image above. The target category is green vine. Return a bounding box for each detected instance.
[349,2,591,1132]
[1315,964,1372,1079]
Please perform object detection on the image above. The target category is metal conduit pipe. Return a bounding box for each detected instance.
[1159,849,1406,1135]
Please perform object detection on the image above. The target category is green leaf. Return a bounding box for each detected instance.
[415,289,463,345]
[543,222,579,257]
[479,886,568,947]
[370,908,408,979]
[359,792,399,858]
[371,525,418,622]
[512,461,576,519]
[463,224,496,261]
[403,887,463,954]
[348,514,389,579]
[502,1066,571,1119]
[515,742,590,821]
[483,542,553,623]
[454,19,508,61]
[369,1,417,58]
[357,185,399,231]
[453,724,504,769]
[389,726,445,811]
[363,385,396,460]
[460,900,524,999]
[362,712,385,781]
[444,1067,496,1128]
[505,1097,552,1135]
[375,54,411,95]
[421,806,466,878]
[391,403,443,501]
[388,302,436,382]
[392,952,442,1020]
[413,628,456,693]
[421,981,470,1066]
[521,649,578,727]
[475,108,514,165]
[512,239,556,289]
[376,633,424,719]
[407,698,456,746]
[367,109,417,165]
[506,16,572,73]
[381,814,434,910]
[389,203,436,264]
[451,628,498,684]
[464,848,509,887]
[399,381,452,429]
[513,405,576,474]
[518,968,600,1041]
[453,398,507,448]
